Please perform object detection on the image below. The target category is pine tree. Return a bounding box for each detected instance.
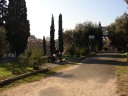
[50,15,55,56]
[6,0,30,57]
[58,14,63,62]
[43,36,46,55]
[0,0,7,26]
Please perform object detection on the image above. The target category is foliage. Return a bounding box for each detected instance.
[58,14,63,53]
[50,15,55,56]
[0,63,74,90]
[0,0,7,26]
[63,30,75,55]
[58,14,63,62]
[115,54,128,96]
[75,47,88,56]
[43,36,46,55]
[28,47,45,70]
[96,22,103,51]
[63,21,102,56]
[107,13,128,51]
[0,26,9,57]
[6,0,30,57]
[0,62,33,80]
[107,23,116,48]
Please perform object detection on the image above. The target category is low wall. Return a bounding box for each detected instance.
[0,68,49,87]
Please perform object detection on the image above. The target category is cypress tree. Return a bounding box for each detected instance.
[58,14,63,62]
[58,14,63,53]
[50,15,55,56]
[43,36,46,55]
[98,22,103,51]
[6,0,30,57]
[0,0,7,26]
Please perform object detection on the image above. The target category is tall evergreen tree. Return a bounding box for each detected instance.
[58,14,63,62]
[6,0,30,57]
[50,15,55,56]
[58,14,63,53]
[97,22,103,51]
[43,36,46,55]
[0,0,7,26]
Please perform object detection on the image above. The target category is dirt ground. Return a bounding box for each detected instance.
[0,53,119,96]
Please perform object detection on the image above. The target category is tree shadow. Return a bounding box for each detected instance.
[83,58,128,66]
[52,72,74,78]
[65,56,86,63]
[96,54,119,58]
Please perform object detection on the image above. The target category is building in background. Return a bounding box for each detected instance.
[28,35,42,47]
[102,27,111,51]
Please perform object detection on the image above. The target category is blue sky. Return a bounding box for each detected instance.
[26,0,128,39]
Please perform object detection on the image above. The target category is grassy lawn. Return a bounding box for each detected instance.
[115,53,128,96]
[0,72,46,91]
[0,61,34,80]
[0,58,76,91]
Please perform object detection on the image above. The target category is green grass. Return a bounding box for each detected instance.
[115,53,128,96]
[118,53,127,58]
[0,73,46,91]
[116,66,128,75]
[0,61,34,80]
[0,63,75,91]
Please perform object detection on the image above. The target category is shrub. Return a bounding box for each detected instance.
[0,26,10,57]
[27,47,45,70]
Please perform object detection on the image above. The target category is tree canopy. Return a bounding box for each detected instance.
[107,13,128,51]
[0,0,7,26]
[63,21,103,56]
[6,0,30,57]
[43,36,46,55]
[0,26,9,57]
[58,14,63,53]
[50,15,55,56]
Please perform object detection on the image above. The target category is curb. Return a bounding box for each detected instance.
[0,68,49,87]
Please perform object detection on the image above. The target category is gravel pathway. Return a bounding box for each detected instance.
[0,53,119,96]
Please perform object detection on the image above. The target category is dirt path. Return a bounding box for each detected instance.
[0,53,119,96]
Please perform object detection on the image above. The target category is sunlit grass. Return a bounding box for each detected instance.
[0,61,34,80]
[116,66,128,75]
[115,54,128,95]
[0,63,75,91]
[0,68,14,80]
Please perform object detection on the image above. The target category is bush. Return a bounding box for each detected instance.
[0,26,10,57]
[27,47,45,70]
[75,48,89,56]
[103,47,108,51]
